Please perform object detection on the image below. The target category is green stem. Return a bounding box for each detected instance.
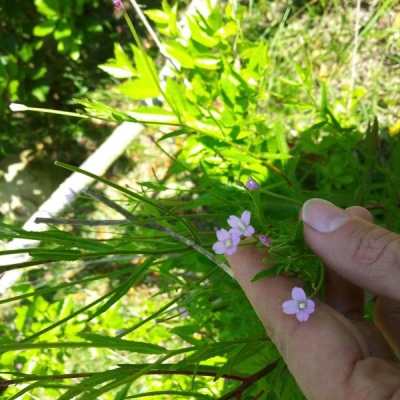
[20,106,89,119]
[122,11,179,119]
[81,187,234,278]
[259,189,302,205]
[309,260,325,299]
[77,347,196,400]
[55,161,200,243]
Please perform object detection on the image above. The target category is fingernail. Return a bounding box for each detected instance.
[302,199,349,233]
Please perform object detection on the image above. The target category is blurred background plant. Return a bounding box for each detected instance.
[0,0,400,398]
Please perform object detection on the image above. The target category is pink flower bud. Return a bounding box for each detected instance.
[259,235,271,247]
[113,0,124,10]
[245,178,260,190]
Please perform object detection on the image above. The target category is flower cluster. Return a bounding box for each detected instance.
[282,287,315,322]
[212,211,255,255]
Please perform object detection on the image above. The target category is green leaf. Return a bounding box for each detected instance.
[74,98,137,122]
[33,20,56,37]
[88,258,151,320]
[194,56,221,70]
[128,106,179,124]
[178,341,239,365]
[116,45,160,99]
[215,21,238,38]
[30,248,82,261]
[78,333,167,354]
[57,369,132,400]
[115,384,131,400]
[54,18,72,40]
[188,17,219,47]
[98,65,135,79]
[139,181,169,190]
[157,128,192,142]
[217,340,270,378]
[164,40,195,68]
[54,161,200,243]
[118,79,159,100]
[32,84,50,102]
[145,4,178,36]
[37,231,114,251]
[251,265,280,282]
[165,77,188,119]
[99,43,138,79]
[0,227,113,252]
[144,9,170,24]
[34,0,59,17]
[131,45,159,86]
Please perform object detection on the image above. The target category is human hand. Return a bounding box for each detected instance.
[226,198,400,400]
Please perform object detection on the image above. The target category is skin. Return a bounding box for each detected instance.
[226,206,400,400]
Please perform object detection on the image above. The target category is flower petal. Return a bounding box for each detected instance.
[292,287,307,302]
[242,225,255,237]
[230,231,241,245]
[241,210,251,225]
[212,242,226,254]
[296,310,310,322]
[225,245,238,255]
[282,300,298,314]
[229,228,242,236]
[227,215,241,229]
[305,299,315,314]
[216,228,230,241]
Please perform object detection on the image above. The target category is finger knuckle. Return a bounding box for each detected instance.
[352,226,399,268]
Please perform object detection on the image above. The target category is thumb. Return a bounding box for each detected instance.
[302,198,400,301]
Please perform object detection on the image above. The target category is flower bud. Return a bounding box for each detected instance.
[9,103,28,112]
[245,178,260,190]
[113,0,124,10]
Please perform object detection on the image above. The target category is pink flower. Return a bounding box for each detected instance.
[282,287,315,322]
[245,178,260,190]
[212,229,241,255]
[227,210,255,237]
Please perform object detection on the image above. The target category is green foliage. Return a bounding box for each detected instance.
[1,0,400,398]
[0,0,162,159]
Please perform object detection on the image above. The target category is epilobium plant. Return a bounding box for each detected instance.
[9,0,396,398]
